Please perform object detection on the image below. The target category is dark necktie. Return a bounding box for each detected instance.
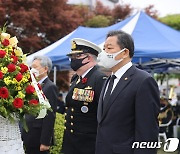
[103,75,116,112]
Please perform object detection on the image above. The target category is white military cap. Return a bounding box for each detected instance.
[67,38,101,57]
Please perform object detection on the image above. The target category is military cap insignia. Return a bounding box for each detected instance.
[71,41,77,50]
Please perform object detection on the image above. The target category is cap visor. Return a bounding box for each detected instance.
[66,50,84,56]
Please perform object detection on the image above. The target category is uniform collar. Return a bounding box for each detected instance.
[81,66,94,78]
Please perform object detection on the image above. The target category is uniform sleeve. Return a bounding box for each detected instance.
[134,77,160,154]
[40,84,58,146]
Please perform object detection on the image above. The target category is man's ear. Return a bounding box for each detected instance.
[123,49,130,58]
[87,55,91,60]
[45,66,49,73]
[85,54,91,61]
[115,49,129,60]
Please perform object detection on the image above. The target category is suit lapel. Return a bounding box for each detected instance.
[69,76,79,93]
[97,77,109,123]
[77,66,98,89]
[84,66,97,79]
[100,65,136,123]
[41,77,49,90]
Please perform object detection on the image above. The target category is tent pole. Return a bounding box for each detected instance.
[53,66,57,85]
[166,73,169,98]
[139,57,142,65]
[151,69,154,78]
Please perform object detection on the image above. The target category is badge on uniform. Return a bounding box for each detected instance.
[81,106,89,113]
[84,86,92,90]
[72,88,94,102]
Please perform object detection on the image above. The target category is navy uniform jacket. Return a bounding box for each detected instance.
[96,65,160,154]
[62,65,107,154]
[22,78,58,149]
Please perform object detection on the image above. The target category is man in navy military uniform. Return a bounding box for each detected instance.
[61,38,107,154]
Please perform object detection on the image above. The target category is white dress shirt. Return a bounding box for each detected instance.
[81,67,93,78]
[104,62,132,96]
[112,61,132,91]
[38,76,48,84]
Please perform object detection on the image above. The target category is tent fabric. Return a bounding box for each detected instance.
[27,11,180,70]
[140,58,180,73]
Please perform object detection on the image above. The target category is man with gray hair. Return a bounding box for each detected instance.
[22,56,59,154]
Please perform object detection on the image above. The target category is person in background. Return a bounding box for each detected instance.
[22,56,58,154]
[57,93,65,114]
[61,38,107,154]
[176,93,180,117]
[158,97,174,138]
[96,30,160,154]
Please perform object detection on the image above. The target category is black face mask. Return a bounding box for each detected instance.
[70,56,89,71]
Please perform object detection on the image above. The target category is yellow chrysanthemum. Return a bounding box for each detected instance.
[22,55,27,63]
[9,36,18,47]
[15,86,22,91]
[25,73,30,79]
[14,47,23,56]
[1,67,8,74]
[33,92,38,96]
[3,77,11,85]
[1,32,10,40]
[17,91,25,99]
[21,76,29,83]
[12,78,18,84]
[15,66,21,72]
[23,74,30,81]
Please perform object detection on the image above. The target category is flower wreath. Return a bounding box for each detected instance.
[0,26,47,130]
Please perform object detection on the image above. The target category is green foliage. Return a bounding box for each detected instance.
[159,14,180,30]
[154,73,167,85]
[50,113,65,154]
[154,73,180,85]
[0,23,7,33]
[168,73,180,79]
[85,15,113,27]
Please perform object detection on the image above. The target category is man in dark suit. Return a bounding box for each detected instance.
[61,38,107,154]
[96,30,160,154]
[22,56,58,154]
[56,93,65,114]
